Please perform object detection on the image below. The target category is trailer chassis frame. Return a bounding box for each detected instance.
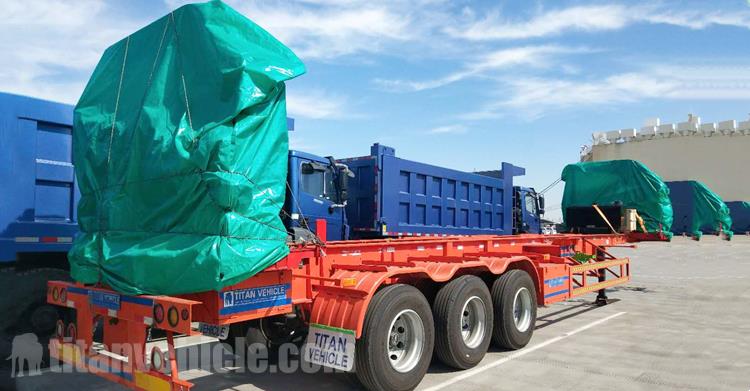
[47,225,631,391]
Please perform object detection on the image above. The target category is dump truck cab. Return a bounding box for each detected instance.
[514,186,544,234]
[286,150,352,241]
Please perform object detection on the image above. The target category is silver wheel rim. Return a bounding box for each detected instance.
[513,287,533,332]
[460,296,486,348]
[387,309,425,373]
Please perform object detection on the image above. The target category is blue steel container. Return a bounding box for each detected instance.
[0,92,79,263]
[726,201,750,234]
[340,144,523,238]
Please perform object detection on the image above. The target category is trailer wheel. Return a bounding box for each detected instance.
[491,270,537,350]
[226,315,306,363]
[355,284,434,391]
[432,275,493,369]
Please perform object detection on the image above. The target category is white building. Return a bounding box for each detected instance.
[581,114,750,203]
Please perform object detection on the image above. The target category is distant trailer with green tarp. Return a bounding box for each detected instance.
[561,160,673,239]
[727,201,750,234]
[69,1,306,295]
[666,181,733,240]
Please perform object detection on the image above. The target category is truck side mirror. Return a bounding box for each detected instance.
[538,195,545,215]
[337,170,349,202]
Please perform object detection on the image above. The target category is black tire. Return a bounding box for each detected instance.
[221,321,250,354]
[0,267,71,368]
[223,321,279,363]
[433,275,493,369]
[355,284,434,391]
[244,323,280,362]
[491,270,537,350]
[226,315,306,363]
[0,268,70,335]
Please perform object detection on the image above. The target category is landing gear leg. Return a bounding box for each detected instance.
[595,248,609,306]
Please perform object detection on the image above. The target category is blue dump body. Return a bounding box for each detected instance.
[727,201,750,233]
[0,92,79,263]
[341,144,523,237]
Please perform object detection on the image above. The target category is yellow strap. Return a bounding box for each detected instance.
[592,204,617,234]
[633,211,648,233]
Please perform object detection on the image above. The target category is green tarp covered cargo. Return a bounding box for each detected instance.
[666,181,733,239]
[69,1,305,295]
[561,160,673,235]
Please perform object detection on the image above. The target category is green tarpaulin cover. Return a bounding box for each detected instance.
[69,1,305,295]
[561,160,673,235]
[667,181,733,239]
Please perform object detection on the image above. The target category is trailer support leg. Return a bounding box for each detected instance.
[166,331,180,384]
[595,249,609,306]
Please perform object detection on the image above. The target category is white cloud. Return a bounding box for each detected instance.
[165,0,447,61]
[0,0,374,111]
[427,124,468,134]
[4,0,749,126]
[229,3,411,60]
[288,133,321,153]
[448,4,750,41]
[464,65,750,119]
[286,89,350,119]
[375,45,582,92]
[0,1,148,103]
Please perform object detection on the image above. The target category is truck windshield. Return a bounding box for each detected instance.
[300,166,338,202]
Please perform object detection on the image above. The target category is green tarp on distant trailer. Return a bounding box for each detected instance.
[666,181,733,239]
[561,160,673,236]
[69,1,305,295]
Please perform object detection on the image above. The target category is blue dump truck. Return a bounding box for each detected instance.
[287,143,543,242]
[0,92,79,343]
[1,92,543,347]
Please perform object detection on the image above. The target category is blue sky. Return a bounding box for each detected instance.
[2,0,749,220]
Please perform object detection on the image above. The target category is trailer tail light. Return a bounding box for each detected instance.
[150,346,165,372]
[151,299,194,334]
[59,288,67,303]
[167,306,179,328]
[52,287,60,302]
[153,304,165,325]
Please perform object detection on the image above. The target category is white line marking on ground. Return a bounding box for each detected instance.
[422,311,627,391]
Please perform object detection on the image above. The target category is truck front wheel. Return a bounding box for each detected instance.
[432,275,493,369]
[491,270,537,350]
[355,284,434,391]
